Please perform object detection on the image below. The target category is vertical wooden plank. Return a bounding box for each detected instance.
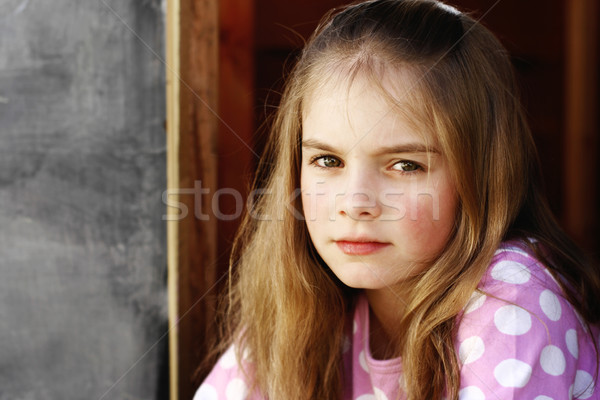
[217,0,256,283]
[169,0,258,397]
[180,0,220,397]
[167,0,220,399]
[166,1,180,400]
[564,0,599,250]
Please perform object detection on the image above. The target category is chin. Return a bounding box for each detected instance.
[328,262,391,290]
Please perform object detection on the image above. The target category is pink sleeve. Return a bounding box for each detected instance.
[193,345,257,400]
[455,245,599,400]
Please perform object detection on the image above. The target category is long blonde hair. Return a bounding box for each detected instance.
[214,1,600,399]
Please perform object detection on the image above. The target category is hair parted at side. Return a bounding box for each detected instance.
[213,1,600,399]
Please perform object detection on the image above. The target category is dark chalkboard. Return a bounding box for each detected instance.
[0,0,168,398]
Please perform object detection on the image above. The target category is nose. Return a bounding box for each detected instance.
[337,170,382,220]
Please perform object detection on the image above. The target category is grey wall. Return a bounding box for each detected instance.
[0,0,168,399]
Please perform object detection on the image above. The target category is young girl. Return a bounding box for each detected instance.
[195,0,600,399]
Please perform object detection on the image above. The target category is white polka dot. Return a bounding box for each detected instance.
[534,396,554,400]
[573,370,595,399]
[374,387,389,400]
[539,290,562,321]
[540,345,566,376]
[356,394,376,400]
[494,305,532,335]
[194,383,218,400]
[226,378,248,400]
[494,359,532,388]
[491,261,531,284]
[464,292,486,314]
[569,384,574,399]
[220,347,237,369]
[359,350,369,372]
[566,329,579,359]
[458,385,485,400]
[459,336,485,365]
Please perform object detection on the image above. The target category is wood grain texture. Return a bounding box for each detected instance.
[166,0,181,398]
[217,0,256,313]
[172,0,220,399]
[564,0,599,251]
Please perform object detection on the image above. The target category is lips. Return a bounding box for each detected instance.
[335,239,390,255]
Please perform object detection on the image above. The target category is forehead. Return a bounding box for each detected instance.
[301,66,436,149]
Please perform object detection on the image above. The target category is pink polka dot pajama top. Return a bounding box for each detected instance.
[195,241,599,399]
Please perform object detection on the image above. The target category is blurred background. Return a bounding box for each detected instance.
[0,0,597,399]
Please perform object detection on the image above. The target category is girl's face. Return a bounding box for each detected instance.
[300,72,458,291]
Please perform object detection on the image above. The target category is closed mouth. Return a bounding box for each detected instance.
[335,240,390,255]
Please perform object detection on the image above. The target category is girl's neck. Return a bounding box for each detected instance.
[365,287,408,360]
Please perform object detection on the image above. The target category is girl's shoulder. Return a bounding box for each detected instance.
[454,240,599,399]
[483,239,562,290]
[478,239,555,286]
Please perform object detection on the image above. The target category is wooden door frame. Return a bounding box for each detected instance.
[564,0,598,251]
[166,0,255,398]
[167,0,220,398]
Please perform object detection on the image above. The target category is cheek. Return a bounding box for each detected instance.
[409,177,456,218]
[301,171,329,224]
[382,183,454,222]
[301,191,314,223]
[392,181,456,249]
[410,184,457,243]
[300,168,311,216]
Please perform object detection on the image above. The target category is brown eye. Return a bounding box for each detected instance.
[392,160,420,172]
[315,156,342,168]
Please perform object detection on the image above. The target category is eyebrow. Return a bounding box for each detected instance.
[301,138,439,155]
